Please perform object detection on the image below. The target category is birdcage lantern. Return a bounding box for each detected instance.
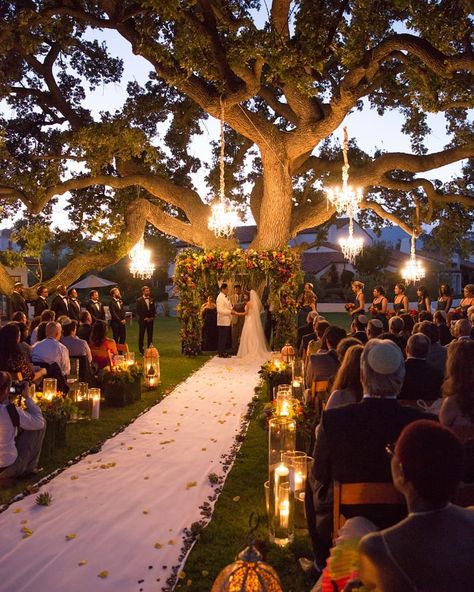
[211,540,283,592]
[280,343,295,364]
[143,344,160,388]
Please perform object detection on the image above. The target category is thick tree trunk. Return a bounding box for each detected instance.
[251,151,293,249]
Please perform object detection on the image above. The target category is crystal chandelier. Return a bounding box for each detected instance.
[339,215,363,263]
[401,232,425,284]
[326,127,363,215]
[208,100,239,239]
[129,236,155,280]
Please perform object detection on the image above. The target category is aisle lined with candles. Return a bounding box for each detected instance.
[0,356,266,592]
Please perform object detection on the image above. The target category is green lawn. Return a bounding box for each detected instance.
[0,317,209,505]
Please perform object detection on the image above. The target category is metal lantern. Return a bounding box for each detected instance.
[143,344,160,388]
[280,343,295,364]
[211,542,283,592]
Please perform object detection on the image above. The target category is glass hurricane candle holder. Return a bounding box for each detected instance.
[283,451,309,533]
[291,360,304,399]
[276,390,293,418]
[268,417,296,546]
[270,481,294,546]
[125,352,135,366]
[113,354,125,368]
[42,378,57,401]
[88,388,101,420]
[72,382,91,420]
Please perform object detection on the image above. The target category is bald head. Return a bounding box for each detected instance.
[45,321,61,340]
[407,333,430,359]
[454,319,471,338]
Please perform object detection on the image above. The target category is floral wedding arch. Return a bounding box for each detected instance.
[174,248,302,356]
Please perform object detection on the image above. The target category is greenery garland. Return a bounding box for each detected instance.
[174,247,302,356]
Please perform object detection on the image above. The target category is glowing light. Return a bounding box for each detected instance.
[401,233,425,284]
[129,237,155,280]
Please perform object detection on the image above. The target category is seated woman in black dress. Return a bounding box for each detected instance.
[437,283,453,314]
[200,295,218,352]
[392,283,409,315]
[416,285,431,315]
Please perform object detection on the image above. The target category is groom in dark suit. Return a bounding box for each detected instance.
[136,285,156,354]
[306,339,430,573]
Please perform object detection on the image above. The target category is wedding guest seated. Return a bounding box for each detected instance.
[305,319,330,358]
[16,322,32,360]
[30,309,55,345]
[61,319,92,363]
[0,372,46,486]
[379,332,407,357]
[350,314,369,344]
[440,340,474,429]
[89,320,118,369]
[433,310,453,346]
[398,334,443,401]
[399,313,415,340]
[367,318,384,340]
[359,421,474,592]
[416,320,447,374]
[418,310,433,322]
[305,340,429,575]
[449,318,472,344]
[326,345,364,410]
[306,326,347,388]
[11,311,28,327]
[77,310,93,342]
[388,316,404,336]
[336,337,363,363]
[0,323,46,383]
[27,316,41,345]
[297,310,319,352]
[32,321,70,378]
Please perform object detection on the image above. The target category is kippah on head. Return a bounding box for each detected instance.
[370,318,383,329]
[358,314,368,325]
[366,340,403,374]
[395,420,464,503]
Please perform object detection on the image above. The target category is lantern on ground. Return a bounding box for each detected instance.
[211,541,283,592]
[71,382,91,420]
[144,344,160,388]
[291,360,304,398]
[88,388,101,420]
[283,451,309,533]
[280,343,295,364]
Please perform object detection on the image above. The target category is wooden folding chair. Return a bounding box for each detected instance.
[333,481,405,540]
[116,343,129,355]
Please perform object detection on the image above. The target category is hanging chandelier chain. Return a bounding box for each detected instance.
[341,126,350,189]
[219,97,225,201]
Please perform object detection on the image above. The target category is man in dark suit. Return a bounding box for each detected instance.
[33,285,49,317]
[297,310,319,353]
[8,282,29,318]
[67,288,81,321]
[398,333,443,401]
[109,287,126,344]
[306,325,346,388]
[77,310,93,342]
[86,290,106,322]
[50,285,70,319]
[306,339,431,574]
[136,285,156,354]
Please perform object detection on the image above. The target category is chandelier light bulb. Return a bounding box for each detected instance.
[339,215,363,263]
[129,237,155,280]
[208,200,240,239]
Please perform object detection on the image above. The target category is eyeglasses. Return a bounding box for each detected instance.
[385,443,395,458]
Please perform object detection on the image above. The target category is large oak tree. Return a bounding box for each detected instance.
[0,0,473,295]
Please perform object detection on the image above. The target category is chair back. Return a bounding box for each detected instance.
[333,481,405,539]
[116,343,129,354]
[69,355,93,385]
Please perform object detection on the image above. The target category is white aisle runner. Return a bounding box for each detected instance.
[0,357,264,592]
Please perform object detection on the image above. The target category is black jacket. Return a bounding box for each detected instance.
[313,398,432,527]
[109,298,126,325]
[33,297,49,317]
[398,358,443,401]
[68,298,81,321]
[51,294,70,318]
[9,291,28,317]
[136,296,156,323]
[86,299,105,322]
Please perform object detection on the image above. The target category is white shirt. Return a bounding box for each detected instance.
[61,335,92,363]
[0,399,45,467]
[216,292,232,326]
[32,338,70,376]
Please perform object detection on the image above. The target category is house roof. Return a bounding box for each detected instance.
[301,251,346,274]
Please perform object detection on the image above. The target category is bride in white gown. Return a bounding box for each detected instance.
[236,289,270,360]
